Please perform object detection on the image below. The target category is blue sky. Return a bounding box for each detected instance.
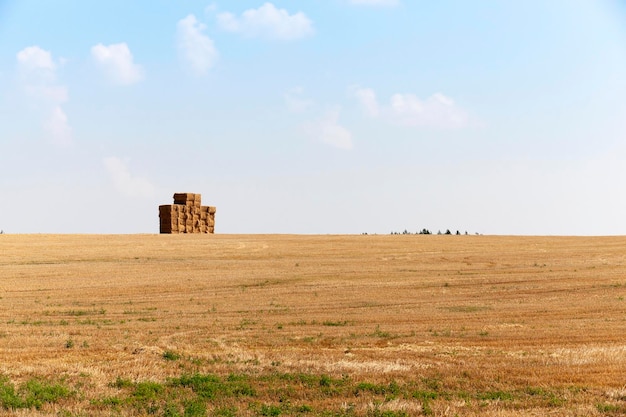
[1,0,626,234]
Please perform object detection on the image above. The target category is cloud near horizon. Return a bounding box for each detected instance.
[103,157,157,198]
[43,106,72,147]
[305,107,353,150]
[177,14,219,75]
[354,87,470,128]
[16,45,72,146]
[217,3,314,40]
[91,43,144,85]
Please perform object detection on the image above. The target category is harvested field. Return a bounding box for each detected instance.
[1,234,626,416]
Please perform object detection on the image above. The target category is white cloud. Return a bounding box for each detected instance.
[16,46,56,72]
[390,92,469,127]
[349,0,399,5]
[217,3,314,40]
[91,43,144,85]
[103,157,156,198]
[306,108,353,150]
[44,106,72,146]
[354,87,379,117]
[354,87,470,128]
[177,14,219,75]
[16,45,73,145]
[284,86,313,113]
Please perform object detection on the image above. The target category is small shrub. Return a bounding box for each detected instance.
[371,325,390,338]
[111,377,134,389]
[162,402,182,417]
[0,378,22,409]
[0,378,72,410]
[260,404,282,416]
[170,373,255,400]
[22,379,72,409]
[133,381,163,398]
[596,402,626,413]
[183,399,206,417]
[323,320,348,327]
[96,396,122,407]
[356,381,400,398]
[163,350,181,361]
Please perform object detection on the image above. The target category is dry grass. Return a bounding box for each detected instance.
[1,234,626,416]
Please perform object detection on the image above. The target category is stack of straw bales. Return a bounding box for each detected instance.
[159,193,216,234]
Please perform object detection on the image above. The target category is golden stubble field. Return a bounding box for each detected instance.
[1,234,626,416]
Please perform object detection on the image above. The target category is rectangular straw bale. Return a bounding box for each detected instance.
[173,193,195,204]
[159,215,174,223]
[162,194,213,233]
[160,217,177,227]
[159,205,174,215]
[159,215,173,224]
[160,210,173,218]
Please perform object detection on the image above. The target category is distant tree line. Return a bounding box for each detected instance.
[385,229,479,236]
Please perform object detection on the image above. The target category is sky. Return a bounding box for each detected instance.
[1,0,626,235]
